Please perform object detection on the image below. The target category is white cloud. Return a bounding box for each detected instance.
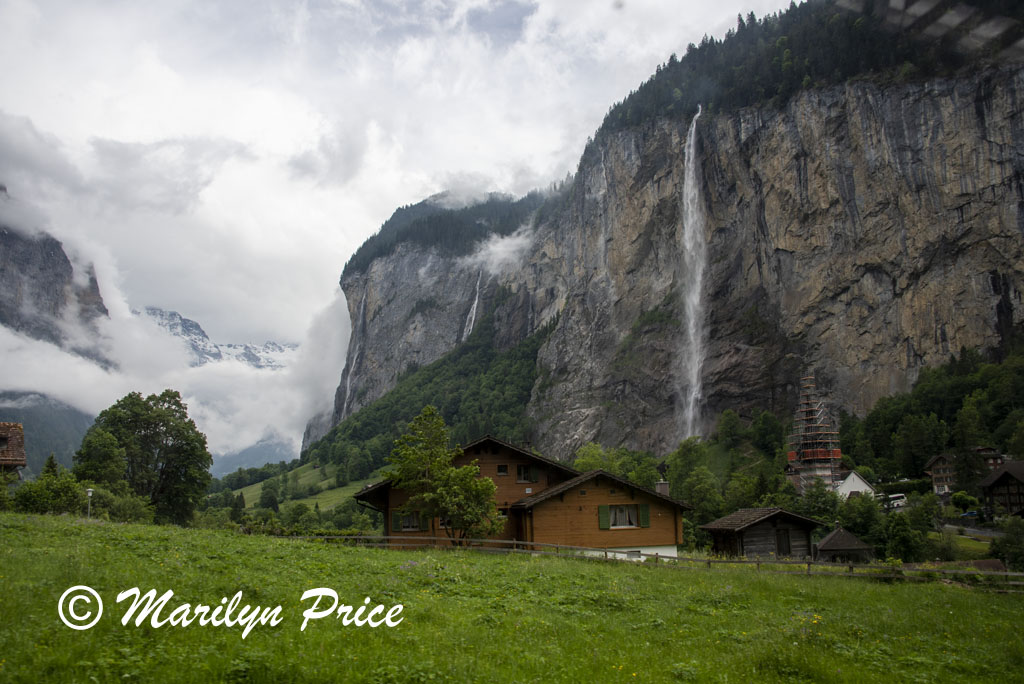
[463,223,536,276]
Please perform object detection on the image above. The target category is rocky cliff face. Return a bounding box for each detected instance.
[321,65,1024,460]
[0,215,109,360]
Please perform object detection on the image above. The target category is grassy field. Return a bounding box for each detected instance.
[2,512,1022,683]
[234,464,381,512]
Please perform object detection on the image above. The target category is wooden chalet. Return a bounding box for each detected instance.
[0,423,26,477]
[700,508,821,559]
[814,526,873,563]
[980,461,1024,517]
[354,435,690,557]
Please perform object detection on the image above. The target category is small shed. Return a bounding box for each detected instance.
[0,422,27,476]
[815,526,874,563]
[701,507,821,558]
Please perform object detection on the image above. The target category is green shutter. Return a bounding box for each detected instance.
[391,511,401,532]
[530,465,539,483]
[638,504,650,528]
[598,505,610,529]
[419,514,430,531]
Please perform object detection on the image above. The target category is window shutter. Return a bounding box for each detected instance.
[638,504,650,528]
[419,514,430,531]
[598,505,610,529]
[391,511,401,532]
[530,465,539,483]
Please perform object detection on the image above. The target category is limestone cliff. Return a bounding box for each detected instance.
[319,65,1024,460]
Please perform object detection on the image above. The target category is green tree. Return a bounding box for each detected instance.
[950,490,979,513]
[892,413,947,477]
[991,517,1024,571]
[230,492,246,523]
[73,428,126,486]
[666,437,709,500]
[905,492,942,533]
[750,410,785,458]
[76,390,212,525]
[681,466,724,526]
[259,479,280,512]
[884,512,924,562]
[797,478,839,525]
[13,468,85,515]
[716,410,744,450]
[386,405,502,544]
[838,492,885,553]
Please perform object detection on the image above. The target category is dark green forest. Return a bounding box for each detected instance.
[341,192,544,279]
[592,0,1024,148]
[299,299,554,484]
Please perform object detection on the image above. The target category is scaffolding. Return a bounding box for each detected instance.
[786,376,842,495]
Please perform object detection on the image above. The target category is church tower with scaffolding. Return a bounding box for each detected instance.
[786,376,842,495]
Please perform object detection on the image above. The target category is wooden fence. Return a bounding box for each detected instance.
[288,533,1024,588]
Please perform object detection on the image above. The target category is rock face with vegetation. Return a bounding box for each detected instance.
[322,64,1024,461]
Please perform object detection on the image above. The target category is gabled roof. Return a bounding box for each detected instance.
[924,453,954,470]
[353,434,581,511]
[700,507,822,532]
[461,434,579,477]
[511,469,691,510]
[817,526,872,552]
[979,461,1024,489]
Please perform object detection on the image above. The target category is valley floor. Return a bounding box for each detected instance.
[1,513,1021,683]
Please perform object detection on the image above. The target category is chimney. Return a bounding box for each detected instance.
[655,479,670,497]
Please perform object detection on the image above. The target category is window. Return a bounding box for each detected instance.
[517,464,538,483]
[598,504,650,529]
[578,489,587,496]
[391,511,428,532]
[496,464,509,476]
[497,508,508,518]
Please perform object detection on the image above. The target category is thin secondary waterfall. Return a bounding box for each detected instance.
[679,105,706,439]
[462,271,481,342]
[341,292,367,418]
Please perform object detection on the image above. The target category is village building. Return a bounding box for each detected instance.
[0,423,26,478]
[785,377,843,495]
[979,461,1024,517]
[814,526,874,563]
[700,508,821,559]
[925,447,1008,496]
[833,470,876,500]
[354,435,690,558]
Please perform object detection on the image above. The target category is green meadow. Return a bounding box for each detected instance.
[1,512,1021,683]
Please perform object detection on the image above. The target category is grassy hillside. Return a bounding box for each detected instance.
[2,512,1022,683]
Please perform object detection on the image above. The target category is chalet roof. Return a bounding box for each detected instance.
[461,434,579,477]
[979,461,1024,489]
[924,453,953,470]
[700,507,822,532]
[816,526,872,552]
[511,469,691,510]
[353,434,581,511]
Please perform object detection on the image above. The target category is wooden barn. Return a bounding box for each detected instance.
[700,508,821,559]
[0,422,26,477]
[814,526,874,563]
[354,435,690,557]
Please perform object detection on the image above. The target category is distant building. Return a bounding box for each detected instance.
[925,448,1007,496]
[786,376,843,495]
[700,508,821,559]
[833,471,876,500]
[979,462,1024,517]
[0,423,27,477]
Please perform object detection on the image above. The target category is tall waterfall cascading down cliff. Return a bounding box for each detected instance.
[462,271,481,343]
[677,106,707,440]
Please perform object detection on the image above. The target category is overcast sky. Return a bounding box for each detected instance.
[0,0,796,458]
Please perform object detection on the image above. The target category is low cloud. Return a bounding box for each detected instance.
[461,223,536,276]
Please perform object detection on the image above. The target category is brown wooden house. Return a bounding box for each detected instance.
[354,435,690,557]
[980,461,1024,517]
[700,508,821,559]
[0,423,26,477]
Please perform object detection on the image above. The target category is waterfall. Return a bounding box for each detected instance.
[461,271,481,342]
[341,292,367,418]
[678,106,706,439]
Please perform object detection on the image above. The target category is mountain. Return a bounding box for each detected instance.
[0,192,109,364]
[0,392,94,475]
[141,306,297,369]
[307,1,1024,463]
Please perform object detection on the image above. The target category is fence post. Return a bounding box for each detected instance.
[806,562,811,575]
[654,553,659,564]
[706,559,711,569]
[756,561,760,572]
